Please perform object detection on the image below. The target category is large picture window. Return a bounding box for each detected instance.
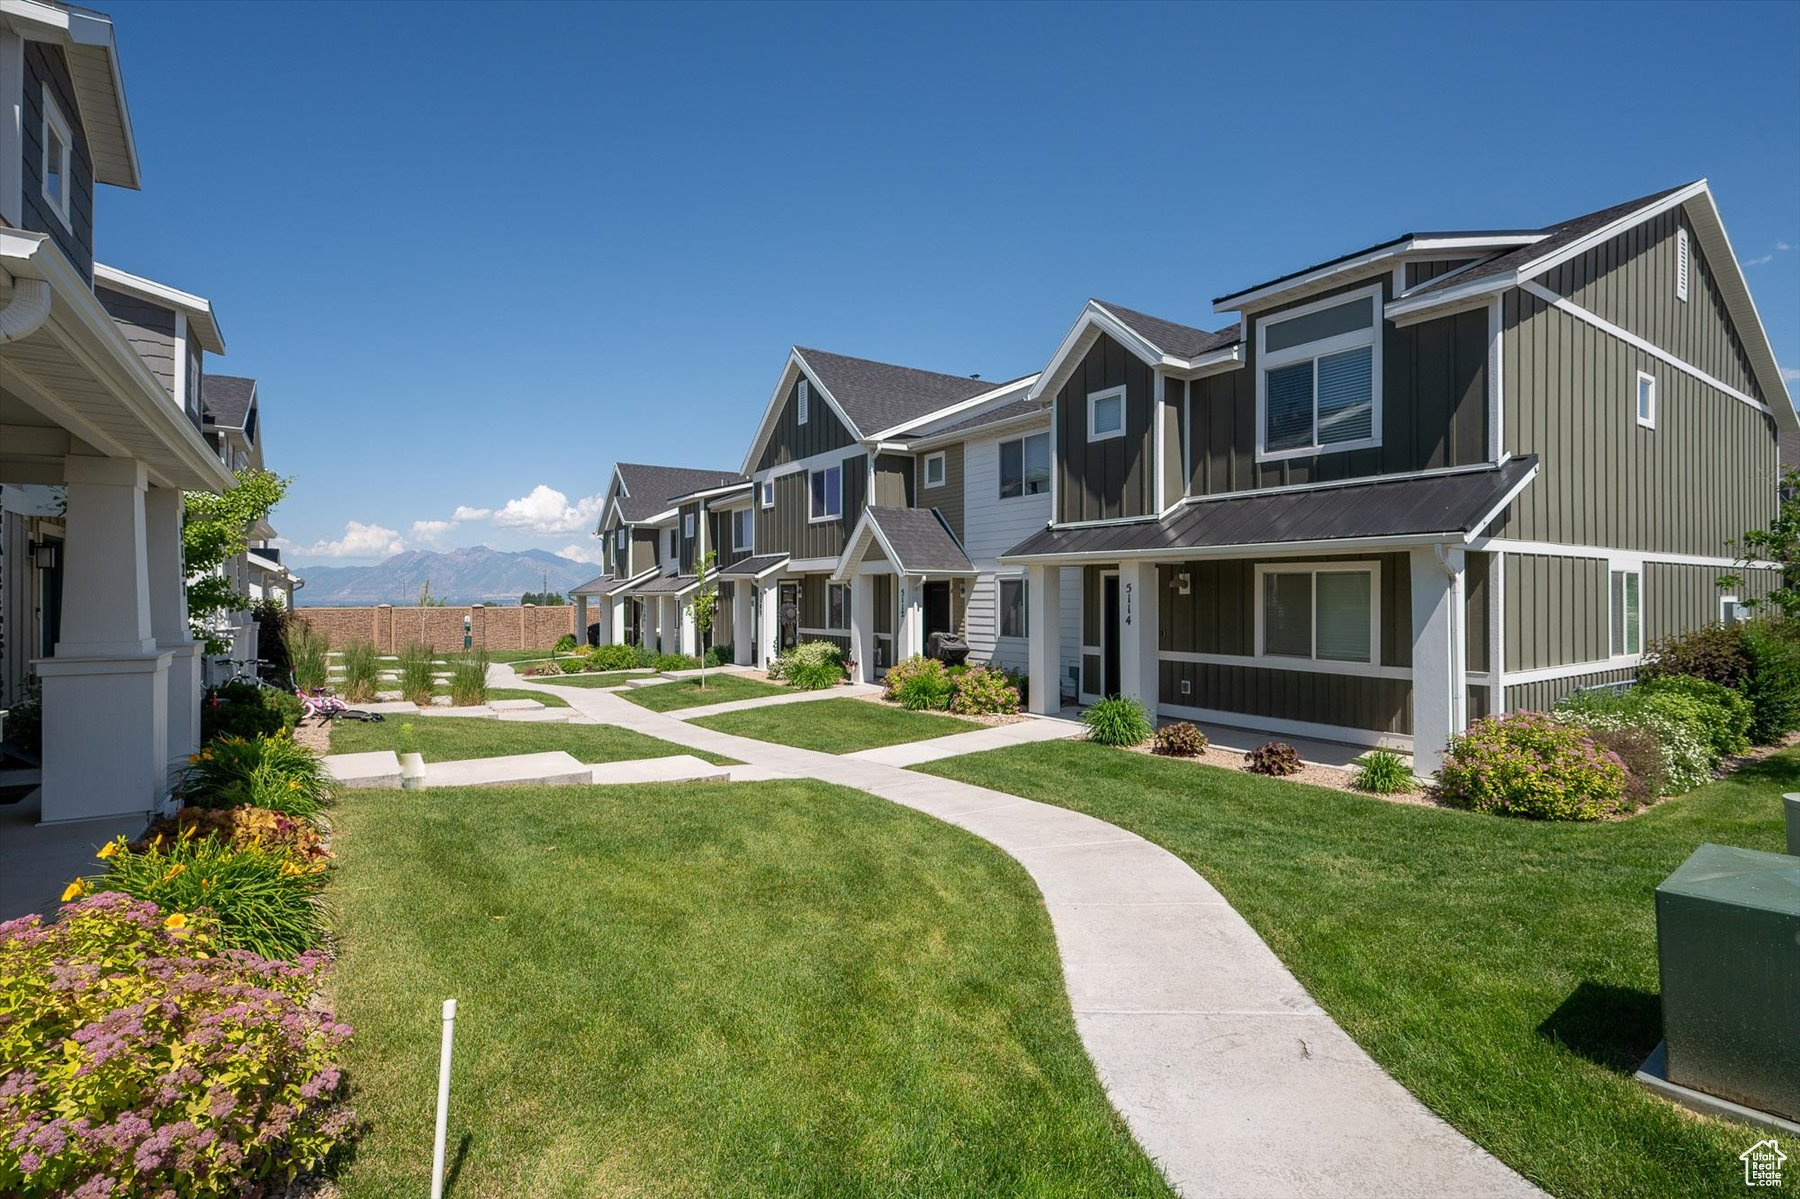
[809,464,842,521]
[1257,285,1381,460]
[999,578,1027,638]
[1257,564,1376,665]
[1000,432,1050,499]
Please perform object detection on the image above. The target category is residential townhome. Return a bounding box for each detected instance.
[0,0,238,821]
[199,374,300,668]
[1003,180,1793,773]
[735,345,1039,677]
[573,461,742,653]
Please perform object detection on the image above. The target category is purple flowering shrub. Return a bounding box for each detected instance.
[1436,711,1629,820]
[0,892,356,1197]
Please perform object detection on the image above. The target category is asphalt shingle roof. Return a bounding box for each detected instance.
[201,375,256,429]
[1093,301,1242,358]
[613,463,746,523]
[867,506,974,574]
[796,347,1012,436]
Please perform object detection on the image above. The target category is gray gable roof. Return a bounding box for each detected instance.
[1004,457,1537,559]
[202,374,256,430]
[1094,301,1241,358]
[866,506,975,574]
[612,463,746,523]
[797,347,1010,436]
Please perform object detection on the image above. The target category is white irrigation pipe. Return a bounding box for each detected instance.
[429,998,457,1199]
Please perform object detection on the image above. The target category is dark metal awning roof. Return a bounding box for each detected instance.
[1002,456,1538,562]
[719,553,790,579]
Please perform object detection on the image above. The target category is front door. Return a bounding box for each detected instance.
[39,538,64,658]
[923,581,951,640]
[1102,573,1121,697]
[778,582,799,651]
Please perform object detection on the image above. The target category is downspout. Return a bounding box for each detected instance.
[0,275,52,343]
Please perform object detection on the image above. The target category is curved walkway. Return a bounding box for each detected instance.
[494,666,1540,1199]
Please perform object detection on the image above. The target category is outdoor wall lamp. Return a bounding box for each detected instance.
[1172,570,1191,595]
[28,540,59,570]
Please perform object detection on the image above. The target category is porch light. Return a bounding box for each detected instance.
[28,540,59,570]
[1172,571,1191,595]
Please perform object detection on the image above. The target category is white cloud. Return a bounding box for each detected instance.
[490,485,605,535]
[452,505,492,521]
[410,519,455,540]
[1777,240,1793,253]
[556,541,607,565]
[1783,366,1800,383]
[1744,254,1774,267]
[292,521,407,559]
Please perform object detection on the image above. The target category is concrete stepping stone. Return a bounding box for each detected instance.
[377,655,399,661]
[496,709,576,723]
[323,750,401,789]
[360,700,420,715]
[487,699,545,711]
[588,755,730,784]
[415,706,497,720]
[422,751,592,788]
[625,676,675,688]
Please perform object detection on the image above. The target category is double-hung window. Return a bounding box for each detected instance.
[1257,284,1381,460]
[923,452,946,489]
[1258,564,1376,665]
[827,582,849,629]
[1610,569,1642,656]
[809,464,842,521]
[41,87,72,229]
[683,513,696,539]
[999,578,1028,639]
[1636,371,1657,429]
[733,508,752,551]
[999,432,1050,499]
[1087,386,1125,441]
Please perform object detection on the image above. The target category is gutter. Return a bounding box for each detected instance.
[0,274,51,342]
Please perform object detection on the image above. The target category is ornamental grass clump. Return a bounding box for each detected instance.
[397,641,436,706]
[948,665,1021,716]
[178,734,334,819]
[1083,696,1152,747]
[781,641,844,691]
[1151,721,1209,758]
[0,893,356,1197]
[1352,749,1414,794]
[284,620,330,691]
[338,638,380,703]
[1437,711,1628,820]
[449,649,490,707]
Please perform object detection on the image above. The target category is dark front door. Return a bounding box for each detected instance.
[1102,574,1121,697]
[778,582,799,651]
[923,581,951,639]
[39,538,64,658]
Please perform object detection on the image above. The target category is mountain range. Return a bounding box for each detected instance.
[293,546,597,606]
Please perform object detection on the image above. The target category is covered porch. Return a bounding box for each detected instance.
[833,506,976,685]
[571,568,654,647]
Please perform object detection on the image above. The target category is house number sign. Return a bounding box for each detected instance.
[1124,580,1133,626]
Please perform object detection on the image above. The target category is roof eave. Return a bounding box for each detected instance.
[93,263,226,354]
[1,1,141,188]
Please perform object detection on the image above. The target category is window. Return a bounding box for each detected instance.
[1610,569,1642,656]
[999,432,1050,499]
[999,578,1027,639]
[1087,386,1125,442]
[666,529,677,560]
[760,479,774,509]
[1257,286,1381,460]
[733,508,752,551]
[1676,227,1690,302]
[809,464,842,521]
[797,378,810,425]
[616,528,628,555]
[827,582,849,629]
[1720,594,1743,625]
[923,452,946,489]
[41,87,72,228]
[1257,564,1376,665]
[683,513,696,539]
[1636,371,1656,429]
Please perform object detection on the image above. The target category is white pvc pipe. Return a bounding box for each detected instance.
[429,998,457,1199]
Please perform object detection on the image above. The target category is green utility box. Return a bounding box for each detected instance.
[1786,792,1800,856]
[1656,843,1800,1122]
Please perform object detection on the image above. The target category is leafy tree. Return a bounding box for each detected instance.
[520,591,567,606]
[183,469,288,652]
[417,579,447,607]
[690,551,718,689]
[1719,466,1800,618]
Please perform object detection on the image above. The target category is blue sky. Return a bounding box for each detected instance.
[100,0,1799,567]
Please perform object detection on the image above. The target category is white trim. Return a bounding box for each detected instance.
[922,450,946,489]
[1676,226,1690,302]
[760,478,774,509]
[1213,235,1546,314]
[997,428,1051,502]
[172,310,188,418]
[1002,530,1461,567]
[865,373,1044,440]
[38,82,71,231]
[731,506,752,552]
[1635,369,1657,430]
[1087,384,1126,443]
[998,576,1029,640]
[1520,280,1769,416]
[91,263,226,354]
[1608,566,1642,657]
[1156,701,1413,751]
[1252,560,1381,668]
[1487,295,1504,460]
[0,32,21,229]
[739,350,863,476]
[1488,551,1505,717]
[1474,537,1777,570]
[902,405,1050,452]
[797,377,810,425]
[806,463,842,523]
[1153,370,1167,511]
[1501,657,1641,687]
[1254,283,1384,462]
[1161,648,1408,682]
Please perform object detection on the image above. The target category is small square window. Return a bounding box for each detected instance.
[1088,386,1125,442]
[760,480,774,509]
[797,378,810,426]
[1720,595,1743,625]
[1636,371,1656,429]
[923,452,946,489]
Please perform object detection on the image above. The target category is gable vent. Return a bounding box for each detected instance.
[798,378,810,425]
[1676,226,1690,302]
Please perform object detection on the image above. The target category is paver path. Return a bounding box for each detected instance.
[492,666,1540,1198]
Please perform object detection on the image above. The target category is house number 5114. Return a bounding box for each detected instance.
[1124,581,1133,626]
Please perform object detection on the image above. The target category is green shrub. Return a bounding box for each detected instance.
[654,652,701,671]
[1083,696,1151,746]
[882,656,942,701]
[396,641,436,705]
[285,620,331,690]
[178,734,334,818]
[1245,741,1303,776]
[201,681,287,741]
[82,833,328,960]
[560,656,587,674]
[586,643,642,672]
[1352,749,1414,794]
[0,893,356,1197]
[1437,712,1628,820]
[1635,674,1751,759]
[553,633,579,653]
[1,677,40,755]
[782,641,844,691]
[1638,621,1751,689]
[450,649,490,706]
[1151,721,1208,757]
[1556,685,1721,791]
[1742,620,1800,743]
[949,665,1021,716]
[1002,667,1030,707]
[897,671,953,711]
[338,638,380,703]
[705,643,734,667]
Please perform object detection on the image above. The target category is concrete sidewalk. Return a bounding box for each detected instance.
[843,713,1084,766]
[667,682,882,721]
[491,664,1538,1198]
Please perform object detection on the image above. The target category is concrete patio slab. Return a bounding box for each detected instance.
[588,755,730,785]
[495,709,578,723]
[323,750,402,789]
[360,701,421,715]
[413,706,497,720]
[487,699,546,711]
[423,751,591,788]
[0,789,149,919]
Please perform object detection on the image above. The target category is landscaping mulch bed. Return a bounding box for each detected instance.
[850,692,1027,728]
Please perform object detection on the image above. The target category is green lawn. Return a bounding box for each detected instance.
[619,673,794,711]
[531,670,657,689]
[329,716,733,766]
[481,649,581,664]
[692,697,978,754]
[917,740,1800,1199]
[327,780,1169,1198]
[485,687,569,708]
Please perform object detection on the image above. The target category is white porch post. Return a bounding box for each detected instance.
[678,597,697,657]
[733,579,755,665]
[574,594,589,645]
[850,573,876,683]
[1027,564,1062,715]
[145,485,201,784]
[897,576,925,661]
[609,595,626,646]
[1410,545,1467,778]
[36,457,171,822]
[1119,561,1160,718]
[757,576,780,665]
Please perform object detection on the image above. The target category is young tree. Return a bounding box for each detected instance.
[417,579,448,607]
[1719,466,1800,618]
[183,469,289,652]
[690,550,718,689]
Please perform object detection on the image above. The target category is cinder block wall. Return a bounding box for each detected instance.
[296,605,577,653]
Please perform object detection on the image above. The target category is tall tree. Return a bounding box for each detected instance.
[690,551,718,689]
[183,469,289,653]
[1719,467,1800,618]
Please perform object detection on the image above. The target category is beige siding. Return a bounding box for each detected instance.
[918,443,963,539]
[873,453,915,508]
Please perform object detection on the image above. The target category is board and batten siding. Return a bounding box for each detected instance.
[872,453,915,509]
[1645,561,1775,639]
[756,453,867,560]
[95,286,178,395]
[1495,287,1777,556]
[629,528,659,577]
[1055,333,1156,524]
[676,501,700,573]
[758,374,856,472]
[21,41,94,281]
[1185,288,1488,497]
[959,429,1053,673]
[916,444,963,539]
[1502,552,1609,673]
[1159,662,1413,737]
[1503,667,1639,715]
[710,507,750,570]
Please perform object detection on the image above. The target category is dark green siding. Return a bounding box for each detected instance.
[1502,553,1608,672]
[758,374,856,471]
[1504,667,1637,714]
[1404,258,1476,289]
[1644,561,1775,640]
[677,501,701,573]
[756,453,867,560]
[873,453,915,508]
[1056,333,1156,523]
[1465,550,1490,674]
[873,576,894,634]
[918,444,964,540]
[1156,554,1411,669]
[629,528,659,576]
[711,507,750,569]
[1159,662,1412,736]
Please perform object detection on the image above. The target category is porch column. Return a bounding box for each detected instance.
[757,576,780,665]
[574,594,590,645]
[145,484,202,783]
[897,576,925,662]
[36,457,171,823]
[1410,545,1467,778]
[733,578,755,665]
[1027,564,1062,715]
[1119,560,1160,717]
[609,595,626,646]
[850,573,876,683]
[678,597,697,657]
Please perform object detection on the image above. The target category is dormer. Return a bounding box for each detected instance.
[200,375,259,474]
[93,263,225,433]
